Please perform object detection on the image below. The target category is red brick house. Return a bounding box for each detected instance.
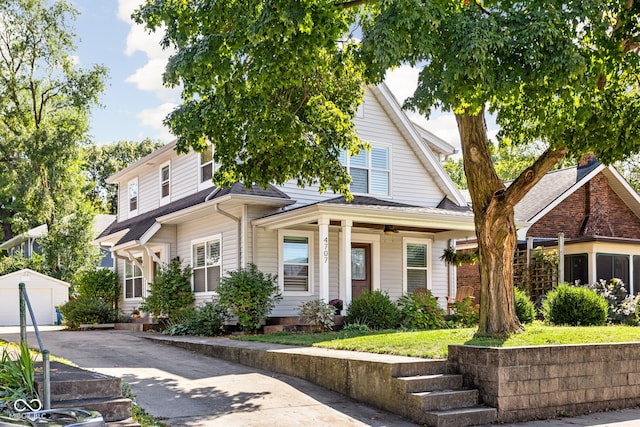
[457,156,640,298]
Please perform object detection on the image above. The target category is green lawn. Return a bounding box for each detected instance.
[238,322,640,359]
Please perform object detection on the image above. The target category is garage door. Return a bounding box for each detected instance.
[0,288,53,326]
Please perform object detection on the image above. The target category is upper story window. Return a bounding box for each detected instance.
[192,235,221,293]
[160,162,170,205]
[128,178,138,217]
[279,230,313,294]
[199,145,214,189]
[340,145,390,196]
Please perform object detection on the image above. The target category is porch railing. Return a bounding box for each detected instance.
[19,282,51,410]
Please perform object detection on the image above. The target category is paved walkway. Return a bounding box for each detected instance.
[0,328,418,426]
[1,327,639,426]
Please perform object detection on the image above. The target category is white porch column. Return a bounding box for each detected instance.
[318,216,330,302]
[340,220,352,312]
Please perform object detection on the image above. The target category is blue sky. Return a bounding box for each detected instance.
[71,1,469,148]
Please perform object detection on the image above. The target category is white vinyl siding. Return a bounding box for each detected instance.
[192,235,221,293]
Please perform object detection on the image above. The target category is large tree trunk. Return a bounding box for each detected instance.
[456,110,568,335]
[456,110,521,335]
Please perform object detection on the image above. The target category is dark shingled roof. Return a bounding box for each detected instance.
[98,183,290,246]
[513,160,601,222]
[321,195,418,208]
[437,197,471,212]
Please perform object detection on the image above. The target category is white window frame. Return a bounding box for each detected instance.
[124,258,144,300]
[191,234,222,294]
[128,178,139,218]
[159,161,171,205]
[198,144,215,191]
[403,237,432,294]
[340,143,391,197]
[278,229,314,296]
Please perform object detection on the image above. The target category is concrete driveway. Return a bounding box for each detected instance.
[0,328,419,426]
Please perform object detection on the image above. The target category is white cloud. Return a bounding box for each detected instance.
[137,102,177,142]
[384,65,420,104]
[117,0,177,100]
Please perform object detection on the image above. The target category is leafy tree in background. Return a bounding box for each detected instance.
[135,1,640,335]
[85,139,164,214]
[0,0,106,241]
[38,202,99,285]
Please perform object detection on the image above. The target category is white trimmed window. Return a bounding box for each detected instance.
[128,178,138,217]
[160,162,170,204]
[339,144,390,196]
[192,236,221,293]
[403,238,431,293]
[279,230,313,294]
[125,259,143,299]
[198,145,214,189]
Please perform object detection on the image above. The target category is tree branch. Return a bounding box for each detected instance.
[336,0,368,9]
[504,145,568,208]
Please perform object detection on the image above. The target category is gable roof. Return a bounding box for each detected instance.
[369,84,467,207]
[0,268,70,287]
[96,183,292,248]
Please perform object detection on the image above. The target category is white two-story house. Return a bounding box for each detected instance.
[95,83,476,317]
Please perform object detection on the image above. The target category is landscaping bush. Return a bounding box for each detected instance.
[216,264,282,333]
[589,279,638,325]
[162,300,229,336]
[447,296,479,327]
[542,283,608,326]
[139,259,195,324]
[0,341,37,415]
[397,290,446,329]
[515,287,536,324]
[341,322,370,333]
[75,268,120,310]
[299,299,335,332]
[59,297,119,329]
[346,290,399,330]
[190,300,229,336]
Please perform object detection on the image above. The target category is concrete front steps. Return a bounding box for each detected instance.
[35,362,139,427]
[391,361,496,427]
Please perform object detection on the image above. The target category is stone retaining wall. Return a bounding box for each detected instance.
[448,343,640,422]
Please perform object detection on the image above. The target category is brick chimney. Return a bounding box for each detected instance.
[579,174,614,236]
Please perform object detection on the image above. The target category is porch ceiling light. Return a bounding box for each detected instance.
[383,225,398,235]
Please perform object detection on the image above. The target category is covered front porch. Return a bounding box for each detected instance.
[252,197,476,314]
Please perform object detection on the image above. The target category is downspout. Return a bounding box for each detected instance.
[206,188,241,270]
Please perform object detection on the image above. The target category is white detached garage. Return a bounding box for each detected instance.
[0,269,69,326]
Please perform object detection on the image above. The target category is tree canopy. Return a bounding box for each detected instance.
[135,0,640,335]
[0,0,106,240]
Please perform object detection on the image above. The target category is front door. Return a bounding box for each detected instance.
[351,243,371,299]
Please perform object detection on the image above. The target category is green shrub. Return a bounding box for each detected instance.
[346,290,399,330]
[589,279,638,325]
[75,268,120,310]
[190,300,229,336]
[299,299,335,332]
[139,259,195,323]
[542,283,608,326]
[448,296,479,327]
[515,288,536,324]
[0,341,37,414]
[216,264,282,333]
[342,322,370,333]
[397,290,446,329]
[59,297,119,329]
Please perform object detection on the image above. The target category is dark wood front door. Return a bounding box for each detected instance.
[351,243,371,299]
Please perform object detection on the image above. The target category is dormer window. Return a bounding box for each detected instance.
[128,178,138,217]
[160,162,170,205]
[199,145,214,189]
[340,144,390,196]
